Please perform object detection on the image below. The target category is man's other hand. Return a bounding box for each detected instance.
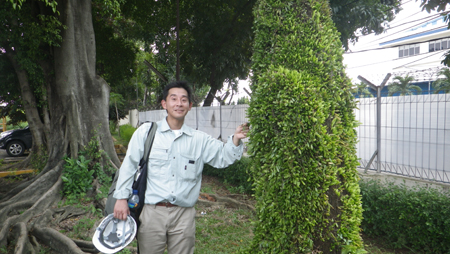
[233,122,249,146]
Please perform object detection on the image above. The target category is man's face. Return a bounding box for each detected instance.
[161,87,193,121]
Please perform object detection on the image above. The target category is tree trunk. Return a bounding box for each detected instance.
[4,50,47,169]
[203,88,217,106]
[202,65,218,106]
[0,0,120,253]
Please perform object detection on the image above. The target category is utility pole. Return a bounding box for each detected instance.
[176,0,180,81]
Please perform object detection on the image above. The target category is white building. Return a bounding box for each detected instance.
[343,0,450,93]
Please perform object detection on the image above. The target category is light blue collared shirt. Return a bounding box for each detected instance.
[113,118,244,207]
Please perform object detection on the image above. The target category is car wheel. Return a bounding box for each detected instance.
[6,141,25,157]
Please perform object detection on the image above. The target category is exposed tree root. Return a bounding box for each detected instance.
[31,227,85,254]
[12,222,35,254]
[0,156,31,171]
[0,215,19,247]
[72,239,99,253]
[0,164,65,253]
[0,176,35,202]
[208,193,255,212]
[53,206,87,225]
[0,200,35,222]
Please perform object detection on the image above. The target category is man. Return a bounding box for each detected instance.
[113,81,248,254]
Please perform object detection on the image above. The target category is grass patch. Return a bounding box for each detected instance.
[195,207,254,254]
[111,131,129,147]
[119,124,136,144]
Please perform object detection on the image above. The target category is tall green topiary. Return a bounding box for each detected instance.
[246,0,364,253]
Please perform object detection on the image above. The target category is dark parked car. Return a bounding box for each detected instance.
[0,126,32,157]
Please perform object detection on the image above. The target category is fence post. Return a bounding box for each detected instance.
[219,103,222,140]
[358,73,391,173]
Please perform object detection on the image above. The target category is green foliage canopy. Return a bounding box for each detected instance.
[119,0,255,106]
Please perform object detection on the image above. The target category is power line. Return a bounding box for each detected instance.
[347,15,444,50]
[393,50,444,69]
[368,15,448,45]
[344,28,449,54]
[346,50,445,70]
[387,12,442,30]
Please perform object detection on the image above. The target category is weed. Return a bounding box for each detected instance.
[0,246,7,253]
[200,186,214,194]
[67,216,96,240]
[62,155,94,197]
[225,182,246,194]
[61,128,114,202]
[116,248,133,254]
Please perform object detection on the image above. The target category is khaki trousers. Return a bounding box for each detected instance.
[138,204,195,254]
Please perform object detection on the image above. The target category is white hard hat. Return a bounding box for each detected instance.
[92,214,137,253]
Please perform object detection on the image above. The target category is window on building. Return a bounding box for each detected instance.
[429,38,450,52]
[399,44,420,58]
[429,43,435,52]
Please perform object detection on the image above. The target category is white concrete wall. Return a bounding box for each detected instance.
[118,109,140,128]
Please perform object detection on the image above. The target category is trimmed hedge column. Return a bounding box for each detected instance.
[246,0,364,253]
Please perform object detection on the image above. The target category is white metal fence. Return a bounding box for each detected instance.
[139,95,450,183]
[356,94,450,183]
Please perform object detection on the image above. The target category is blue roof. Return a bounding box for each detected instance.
[380,27,448,46]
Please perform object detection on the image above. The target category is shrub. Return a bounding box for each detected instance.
[247,0,363,252]
[203,157,253,194]
[119,124,136,144]
[360,179,450,253]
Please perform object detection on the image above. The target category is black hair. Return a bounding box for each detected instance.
[162,81,192,103]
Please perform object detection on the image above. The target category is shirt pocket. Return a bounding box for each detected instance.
[179,153,200,181]
[148,147,169,177]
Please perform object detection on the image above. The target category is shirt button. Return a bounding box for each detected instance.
[173,157,175,159]
[172,174,174,177]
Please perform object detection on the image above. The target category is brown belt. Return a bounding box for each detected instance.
[155,202,177,207]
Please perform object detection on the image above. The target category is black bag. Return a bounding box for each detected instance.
[129,155,150,229]
[104,122,157,225]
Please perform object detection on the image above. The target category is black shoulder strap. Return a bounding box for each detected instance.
[139,122,157,167]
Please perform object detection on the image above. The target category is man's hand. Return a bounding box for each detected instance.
[233,122,249,146]
[113,199,130,221]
